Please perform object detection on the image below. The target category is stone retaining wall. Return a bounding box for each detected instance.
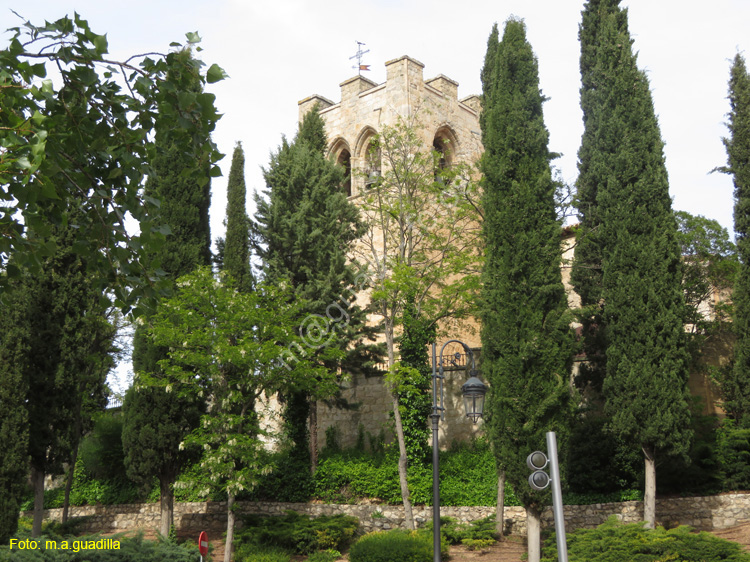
[26,493,750,539]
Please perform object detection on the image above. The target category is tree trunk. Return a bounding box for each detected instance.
[643,446,656,529]
[384,320,415,530]
[224,493,235,562]
[527,507,541,562]
[392,393,416,529]
[31,467,44,537]
[62,443,80,524]
[310,401,318,474]
[159,476,174,539]
[496,470,506,538]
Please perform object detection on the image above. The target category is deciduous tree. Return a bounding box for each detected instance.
[147,267,333,562]
[353,113,481,529]
[0,16,224,313]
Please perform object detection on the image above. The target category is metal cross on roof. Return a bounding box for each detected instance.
[350,40,370,75]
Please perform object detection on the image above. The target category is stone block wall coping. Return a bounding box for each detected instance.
[24,492,750,540]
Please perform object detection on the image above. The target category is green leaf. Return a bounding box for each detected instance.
[185,31,201,44]
[206,63,227,84]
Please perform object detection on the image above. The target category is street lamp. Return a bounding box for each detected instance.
[430,340,487,562]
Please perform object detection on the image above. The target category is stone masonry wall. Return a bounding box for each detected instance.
[27,494,750,539]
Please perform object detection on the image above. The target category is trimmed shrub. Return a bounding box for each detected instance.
[236,512,358,555]
[306,549,341,562]
[234,544,292,562]
[427,515,497,545]
[541,517,750,562]
[348,530,448,562]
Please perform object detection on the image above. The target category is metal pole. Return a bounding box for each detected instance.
[546,431,568,562]
[431,343,441,562]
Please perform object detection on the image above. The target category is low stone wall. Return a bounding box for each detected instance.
[26,493,750,538]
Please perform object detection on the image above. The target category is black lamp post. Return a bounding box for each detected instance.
[430,340,487,562]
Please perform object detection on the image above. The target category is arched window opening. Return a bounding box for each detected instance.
[337,149,352,196]
[364,137,381,188]
[433,135,453,183]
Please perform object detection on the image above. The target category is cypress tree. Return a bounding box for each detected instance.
[0,285,30,543]
[569,0,628,392]
[722,54,750,425]
[480,19,574,561]
[219,142,253,291]
[0,210,113,537]
[254,106,380,473]
[575,0,691,528]
[122,48,210,538]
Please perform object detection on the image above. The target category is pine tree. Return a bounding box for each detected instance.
[122,48,211,538]
[253,106,379,473]
[479,19,574,561]
[575,0,692,528]
[219,142,253,291]
[722,54,750,425]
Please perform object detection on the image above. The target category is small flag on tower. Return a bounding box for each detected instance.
[350,41,370,75]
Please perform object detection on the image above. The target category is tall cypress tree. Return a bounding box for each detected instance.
[254,106,380,473]
[219,142,253,291]
[722,54,750,425]
[480,19,574,561]
[0,285,30,543]
[0,209,113,537]
[569,0,628,393]
[575,0,691,528]
[122,48,210,538]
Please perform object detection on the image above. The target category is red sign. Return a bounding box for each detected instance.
[198,531,209,556]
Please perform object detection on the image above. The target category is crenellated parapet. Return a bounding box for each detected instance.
[298,55,483,197]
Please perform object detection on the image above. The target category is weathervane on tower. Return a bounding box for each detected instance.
[350,41,370,75]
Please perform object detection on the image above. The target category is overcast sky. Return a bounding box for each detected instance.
[5,0,749,392]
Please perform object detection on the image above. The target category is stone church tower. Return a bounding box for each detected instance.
[297,56,486,449]
[299,55,484,198]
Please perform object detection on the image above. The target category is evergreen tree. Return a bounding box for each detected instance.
[0,211,113,537]
[569,0,627,393]
[0,285,30,543]
[575,0,692,528]
[253,106,380,472]
[722,54,750,425]
[122,48,211,538]
[218,142,253,291]
[479,19,574,562]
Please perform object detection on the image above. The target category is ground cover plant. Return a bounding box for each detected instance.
[426,515,497,549]
[348,529,448,562]
[541,517,750,562]
[234,511,359,555]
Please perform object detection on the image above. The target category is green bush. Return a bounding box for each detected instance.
[348,529,447,562]
[306,549,341,562]
[541,517,750,562]
[236,512,358,555]
[717,420,750,491]
[234,544,292,562]
[312,439,519,507]
[427,515,497,545]
[79,413,127,482]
